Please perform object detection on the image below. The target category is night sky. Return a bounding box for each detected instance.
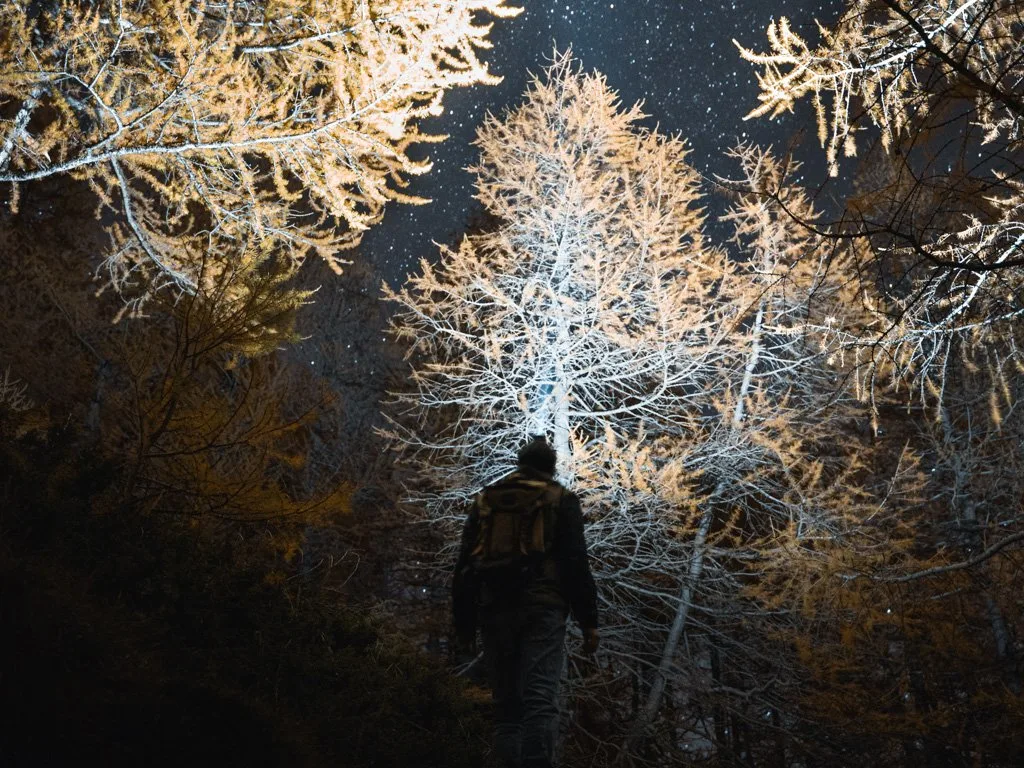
[361,0,846,286]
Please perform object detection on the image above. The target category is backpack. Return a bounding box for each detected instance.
[468,472,562,598]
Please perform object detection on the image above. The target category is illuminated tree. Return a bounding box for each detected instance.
[738,0,1024,598]
[0,0,519,303]
[387,51,732,477]
[736,7,1024,759]
[383,45,734,728]
[737,0,1024,598]
[619,144,901,763]
[383,55,887,761]
[737,1,1024,407]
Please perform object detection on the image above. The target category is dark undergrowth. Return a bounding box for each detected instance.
[0,424,494,768]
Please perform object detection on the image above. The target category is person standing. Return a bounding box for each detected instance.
[453,435,600,768]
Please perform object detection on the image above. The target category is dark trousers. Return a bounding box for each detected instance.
[481,602,567,768]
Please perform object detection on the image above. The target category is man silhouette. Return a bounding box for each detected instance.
[453,435,599,768]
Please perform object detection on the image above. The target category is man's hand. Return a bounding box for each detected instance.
[582,627,600,655]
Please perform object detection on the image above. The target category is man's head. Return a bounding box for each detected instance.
[517,434,557,476]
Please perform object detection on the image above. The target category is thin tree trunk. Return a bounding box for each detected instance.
[550,271,574,483]
[624,300,766,755]
[625,506,712,752]
[551,378,572,482]
[732,301,765,427]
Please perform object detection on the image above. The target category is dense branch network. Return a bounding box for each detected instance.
[738,0,1024,409]
[0,0,519,300]
[383,54,891,747]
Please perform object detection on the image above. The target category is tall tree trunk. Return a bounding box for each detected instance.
[550,273,574,484]
[624,300,766,756]
[551,377,572,483]
[624,506,712,753]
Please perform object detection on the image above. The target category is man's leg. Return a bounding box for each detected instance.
[483,610,523,767]
[518,605,567,768]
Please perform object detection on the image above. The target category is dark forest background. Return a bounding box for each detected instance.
[3,2,1024,767]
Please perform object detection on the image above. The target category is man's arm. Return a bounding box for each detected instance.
[555,492,599,632]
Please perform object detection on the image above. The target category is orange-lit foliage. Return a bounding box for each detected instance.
[740,1,1024,410]
[738,5,1024,759]
[100,285,346,524]
[0,178,348,536]
[0,0,519,305]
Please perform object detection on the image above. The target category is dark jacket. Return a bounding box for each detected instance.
[452,467,599,636]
